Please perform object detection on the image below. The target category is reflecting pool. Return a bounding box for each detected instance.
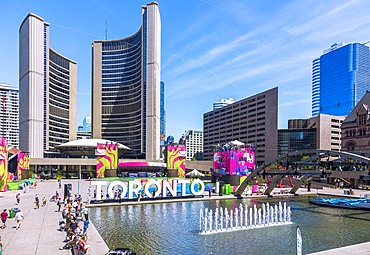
[90,196,370,254]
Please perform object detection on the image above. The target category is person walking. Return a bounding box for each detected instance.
[16,193,20,205]
[35,194,40,209]
[83,220,89,234]
[0,209,8,229]
[42,195,47,207]
[14,209,25,229]
[57,198,63,212]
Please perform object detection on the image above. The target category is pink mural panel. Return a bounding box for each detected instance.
[213,147,255,176]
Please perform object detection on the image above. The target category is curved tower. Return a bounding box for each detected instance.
[47,49,77,155]
[19,13,77,158]
[92,2,161,160]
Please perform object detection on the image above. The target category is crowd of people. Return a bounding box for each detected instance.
[0,181,94,254]
[59,193,91,254]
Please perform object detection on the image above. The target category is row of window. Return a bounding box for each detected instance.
[49,50,70,69]
[102,68,141,80]
[49,61,69,75]
[102,62,141,74]
[49,69,69,84]
[101,31,142,52]
[345,129,367,137]
[102,87,141,97]
[102,48,142,60]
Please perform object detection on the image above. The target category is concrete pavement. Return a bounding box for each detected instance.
[0,179,108,255]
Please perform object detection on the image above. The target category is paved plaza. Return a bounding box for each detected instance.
[0,179,108,255]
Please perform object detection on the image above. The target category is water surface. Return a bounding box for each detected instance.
[90,196,370,254]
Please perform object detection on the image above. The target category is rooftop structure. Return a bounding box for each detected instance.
[56,138,130,157]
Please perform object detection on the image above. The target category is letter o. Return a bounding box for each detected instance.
[190,179,205,196]
[108,181,127,199]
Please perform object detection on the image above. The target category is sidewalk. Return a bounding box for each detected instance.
[0,179,108,255]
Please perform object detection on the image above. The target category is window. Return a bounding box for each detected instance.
[359,114,367,125]
[347,142,355,151]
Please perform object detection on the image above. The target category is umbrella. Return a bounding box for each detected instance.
[186,169,205,177]
[205,184,214,192]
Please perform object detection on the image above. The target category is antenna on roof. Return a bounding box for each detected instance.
[105,20,108,40]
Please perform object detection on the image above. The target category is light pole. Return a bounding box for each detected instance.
[78,165,81,195]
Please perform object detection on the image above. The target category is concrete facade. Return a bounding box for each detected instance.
[0,83,19,147]
[92,3,161,160]
[203,87,278,165]
[183,129,203,160]
[286,114,345,152]
[19,13,77,158]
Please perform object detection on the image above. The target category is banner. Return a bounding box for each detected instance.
[17,152,30,180]
[96,143,118,178]
[167,145,186,178]
[0,137,8,192]
[213,147,255,176]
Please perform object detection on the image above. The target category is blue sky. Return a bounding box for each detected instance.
[1,0,370,141]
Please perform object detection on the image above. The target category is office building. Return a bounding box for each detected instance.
[0,83,19,147]
[213,98,235,110]
[82,115,91,133]
[341,91,370,153]
[278,128,316,156]
[183,129,203,160]
[92,2,161,160]
[312,42,370,116]
[77,131,92,140]
[203,87,278,165]
[160,81,166,136]
[280,114,345,155]
[19,13,77,158]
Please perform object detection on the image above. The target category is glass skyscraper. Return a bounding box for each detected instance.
[92,3,161,160]
[312,42,370,116]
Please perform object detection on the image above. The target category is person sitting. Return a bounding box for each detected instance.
[349,188,354,195]
[76,235,90,254]
[59,220,66,232]
[60,233,78,250]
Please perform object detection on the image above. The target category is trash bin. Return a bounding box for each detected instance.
[9,208,15,218]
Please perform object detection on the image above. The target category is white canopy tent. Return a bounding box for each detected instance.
[186,169,205,177]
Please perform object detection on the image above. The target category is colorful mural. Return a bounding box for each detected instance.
[167,145,186,178]
[0,137,8,192]
[96,143,118,178]
[213,147,255,177]
[17,152,30,180]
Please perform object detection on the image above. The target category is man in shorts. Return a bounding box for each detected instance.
[14,209,25,230]
[0,209,8,229]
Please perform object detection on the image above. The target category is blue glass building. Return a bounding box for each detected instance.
[312,43,370,116]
